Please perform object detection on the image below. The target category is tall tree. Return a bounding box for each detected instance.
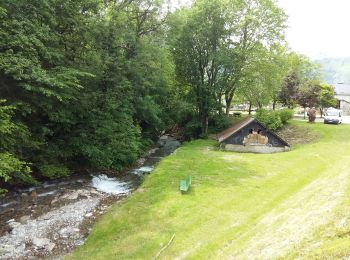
[296,81,321,119]
[236,44,289,110]
[222,0,287,114]
[0,0,176,184]
[279,52,320,108]
[319,83,337,117]
[171,0,226,136]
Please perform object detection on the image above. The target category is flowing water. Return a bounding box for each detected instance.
[0,135,180,258]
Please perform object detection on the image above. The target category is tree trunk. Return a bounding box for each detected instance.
[201,116,208,137]
[272,100,276,110]
[225,91,235,115]
[218,95,222,115]
[303,107,306,119]
[248,102,252,115]
[319,108,323,118]
[225,95,232,115]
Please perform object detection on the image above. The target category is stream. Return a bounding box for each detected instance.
[0,135,180,259]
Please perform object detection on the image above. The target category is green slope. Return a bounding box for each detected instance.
[70,121,350,259]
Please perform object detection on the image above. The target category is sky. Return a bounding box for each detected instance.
[277,0,350,58]
[174,0,350,59]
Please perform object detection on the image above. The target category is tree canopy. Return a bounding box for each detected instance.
[0,0,335,193]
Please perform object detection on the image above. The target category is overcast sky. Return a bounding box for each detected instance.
[277,0,350,58]
[175,0,350,58]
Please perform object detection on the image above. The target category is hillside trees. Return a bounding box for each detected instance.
[1,0,332,192]
[169,0,288,135]
[0,0,175,187]
[0,0,98,178]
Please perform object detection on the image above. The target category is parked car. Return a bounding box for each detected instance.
[324,108,343,124]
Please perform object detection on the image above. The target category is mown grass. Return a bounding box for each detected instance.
[70,121,350,259]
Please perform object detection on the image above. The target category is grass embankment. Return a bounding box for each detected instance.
[70,121,350,259]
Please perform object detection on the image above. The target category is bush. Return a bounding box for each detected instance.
[182,120,202,140]
[208,114,231,133]
[39,164,70,179]
[255,109,282,131]
[0,152,32,184]
[0,101,34,190]
[278,109,294,124]
[0,188,6,197]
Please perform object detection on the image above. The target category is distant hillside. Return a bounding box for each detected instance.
[315,57,350,84]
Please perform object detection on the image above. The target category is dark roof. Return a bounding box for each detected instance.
[333,83,350,96]
[217,117,289,146]
[217,117,254,142]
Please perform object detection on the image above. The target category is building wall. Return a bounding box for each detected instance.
[335,95,350,115]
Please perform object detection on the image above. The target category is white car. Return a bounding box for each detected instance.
[324,109,343,124]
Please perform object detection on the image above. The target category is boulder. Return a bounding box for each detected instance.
[46,242,56,252]
[19,215,30,224]
[8,222,21,229]
[32,237,51,248]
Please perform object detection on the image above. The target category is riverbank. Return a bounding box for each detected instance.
[0,135,180,259]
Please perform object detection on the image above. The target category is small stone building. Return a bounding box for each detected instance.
[333,83,350,115]
[217,117,290,153]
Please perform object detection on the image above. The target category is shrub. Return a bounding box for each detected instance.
[182,120,202,140]
[39,164,70,179]
[278,109,294,124]
[255,109,282,131]
[0,189,6,197]
[0,152,33,184]
[208,114,231,133]
[0,101,34,190]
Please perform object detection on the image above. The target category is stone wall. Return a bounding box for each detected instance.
[224,144,290,154]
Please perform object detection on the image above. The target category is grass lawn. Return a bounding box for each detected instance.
[70,121,350,259]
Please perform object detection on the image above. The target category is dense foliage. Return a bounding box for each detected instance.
[278,109,294,125]
[169,0,287,135]
[0,101,32,194]
[0,0,336,192]
[255,108,293,131]
[0,0,174,189]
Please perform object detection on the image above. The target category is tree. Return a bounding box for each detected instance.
[279,72,300,108]
[236,44,289,111]
[169,0,287,134]
[279,53,321,109]
[0,0,176,185]
[0,101,32,194]
[0,0,99,173]
[222,0,287,114]
[319,83,337,117]
[296,81,321,119]
[171,0,227,136]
